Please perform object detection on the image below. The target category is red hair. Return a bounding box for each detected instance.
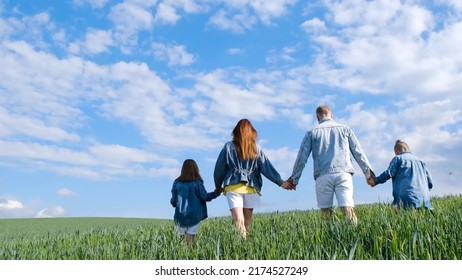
[232,119,258,160]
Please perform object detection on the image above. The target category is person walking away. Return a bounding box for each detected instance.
[368,140,433,213]
[171,159,222,247]
[214,119,293,238]
[287,105,375,224]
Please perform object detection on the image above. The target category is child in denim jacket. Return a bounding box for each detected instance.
[368,140,433,211]
[171,159,221,247]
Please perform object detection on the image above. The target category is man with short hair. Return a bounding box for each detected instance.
[287,105,374,224]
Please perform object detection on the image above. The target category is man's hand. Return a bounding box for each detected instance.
[367,170,376,187]
[281,178,297,190]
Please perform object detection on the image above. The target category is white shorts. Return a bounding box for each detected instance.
[226,192,260,210]
[178,223,200,235]
[315,173,354,208]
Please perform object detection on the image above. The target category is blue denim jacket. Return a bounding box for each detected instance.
[291,118,373,184]
[170,179,219,227]
[214,141,284,192]
[373,152,433,209]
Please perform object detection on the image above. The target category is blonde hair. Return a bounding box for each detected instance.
[232,119,258,160]
[394,140,411,154]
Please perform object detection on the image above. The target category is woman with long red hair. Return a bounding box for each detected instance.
[214,119,292,238]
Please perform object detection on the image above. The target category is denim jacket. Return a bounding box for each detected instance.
[170,179,219,227]
[214,141,284,192]
[373,151,433,209]
[291,118,373,184]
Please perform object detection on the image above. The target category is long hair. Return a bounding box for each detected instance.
[232,119,258,160]
[177,159,203,183]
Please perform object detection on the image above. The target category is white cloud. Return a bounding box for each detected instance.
[439,0,462,12]
[227,48,244,55]
[0,108,80,142]
[154,0,210,24]
[155,2,181,24]
[166,0,207,13]
[208,9,257,33]
[36,206,66,218]
[52,28,67,44]
[4,12,57,50]
[208,0,296,29]
[109,2,155,48]
[0,140,96,166]
[0,140,179,180]
[341,102,389,134]
[300,18,326,33]
[0,41,87,128]
[57,188,77,197]
[152,42,195,66]
[73,0,111,9]
[192,69,303,123]
[89,144,177,166]
[0,195,68,220]
[0,199,24,209]
[82,29,114,54]
[266,46,297,64]
[306,0,462,99]
[263,146,298,177]
[1,38,187,164]
[0,197,53,219]
[326,0,401,27]
[249,0,297,25]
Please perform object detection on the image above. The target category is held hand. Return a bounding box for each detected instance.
[367,177,376,187]
[281,180,296,191]
[287,178,297,190]
[367,170,376,187]
[281,181,290,190]
[214,187,223,195]
[281,178,296,191]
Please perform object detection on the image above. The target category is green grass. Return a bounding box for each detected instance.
[0,217,167,238]
[0,195,461,260]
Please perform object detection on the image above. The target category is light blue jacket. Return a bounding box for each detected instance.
[214,141,284,192]
[373,151,433,209]
[291,118,373,184]
[170,179,220,227]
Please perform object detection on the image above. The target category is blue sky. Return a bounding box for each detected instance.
[0,0,461,219]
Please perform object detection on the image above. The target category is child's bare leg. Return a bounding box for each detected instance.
[185,234,195,247]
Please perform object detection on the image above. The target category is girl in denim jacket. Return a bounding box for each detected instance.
[171,159,221,247]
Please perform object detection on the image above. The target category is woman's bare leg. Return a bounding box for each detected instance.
[243,208,254,236]
[230,207,246,238]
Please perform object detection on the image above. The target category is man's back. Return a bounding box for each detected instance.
[310,118,357,179]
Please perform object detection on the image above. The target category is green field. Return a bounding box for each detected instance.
[0,217,168,238]
[0,195,461,260]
